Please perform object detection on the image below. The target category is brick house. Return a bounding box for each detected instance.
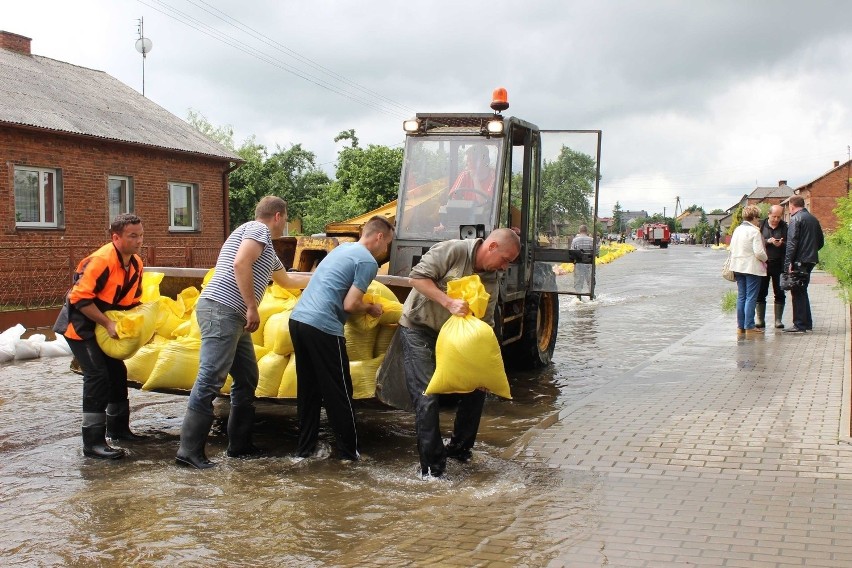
[0,31,241,328]
[786,160,850,232]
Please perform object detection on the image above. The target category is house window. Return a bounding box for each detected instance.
[169,182,200,231]
[14,166,63,228]
[108,176,134,221]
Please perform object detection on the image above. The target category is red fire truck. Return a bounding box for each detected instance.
[641,223,671,248]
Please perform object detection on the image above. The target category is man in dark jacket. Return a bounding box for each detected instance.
[783,196,824,333]
[756,205,788,329]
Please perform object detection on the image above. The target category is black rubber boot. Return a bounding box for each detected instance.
[774,304,785,329]
[175,408,215,469]
[82,413,125,460]
[106,400,148,441]
[226,405,264,459]
[755,302,766,328]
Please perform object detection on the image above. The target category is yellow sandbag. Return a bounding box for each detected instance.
[251,285,300,344]
[95,302,161,360]
[124,335,168,384]
[425,315,511,399]
[177,287,200,316]
[263,310,294,356]
[256,352,289,397]
[446,274,489,318]
[367,280,397,301]
[374,324,397,358]
[348,281,403,330]
[140,271,164,303]
[349,294,403,330]
[172,309,201,339]
[344,320,379,362]
[350,354,384,399]
[277,354,298,398]
[254,344,270,360]
[221,375,233,395]
[142,337,201,391]
[155,297,187,339]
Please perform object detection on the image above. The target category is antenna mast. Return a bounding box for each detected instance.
[135,18,153,96]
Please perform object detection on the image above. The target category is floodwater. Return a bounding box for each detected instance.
[0,243,734,567]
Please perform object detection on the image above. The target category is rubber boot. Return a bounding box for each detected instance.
[175,408,215,469]
[754,302,766,329]
[774,303,785,329]
[226,405,264,459]
[82,412,125,460]
[106,400,148,441]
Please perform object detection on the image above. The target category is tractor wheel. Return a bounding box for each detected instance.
[506,292,559,369]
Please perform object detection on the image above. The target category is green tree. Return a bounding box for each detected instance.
[334,130,403,212]
[540,146,597,236]
[612,201,624,235]
[187,109,235,150]
[728,206,743,236]
[187,111,333,231]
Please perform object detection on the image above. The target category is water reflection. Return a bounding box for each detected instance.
[0,245,738,565]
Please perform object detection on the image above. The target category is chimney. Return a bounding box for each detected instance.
[834,160,840,168]
[0,31,32,55]
[778,180,787,187]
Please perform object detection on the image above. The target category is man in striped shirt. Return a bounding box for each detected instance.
[175,196,310,469]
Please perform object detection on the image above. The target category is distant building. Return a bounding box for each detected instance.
[785,160,850,232]
[0,30,241,327]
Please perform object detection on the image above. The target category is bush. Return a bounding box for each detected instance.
[820,194,852,299]
[721,290,737,312]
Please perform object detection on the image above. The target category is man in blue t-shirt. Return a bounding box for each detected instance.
[289,215,395,460]
[175,196,310,469]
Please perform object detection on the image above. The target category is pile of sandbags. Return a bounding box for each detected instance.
[123,272,402,400]
[0,324,73,363]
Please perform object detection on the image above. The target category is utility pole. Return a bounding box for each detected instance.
[135,18,153,97]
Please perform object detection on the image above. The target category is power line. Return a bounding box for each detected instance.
[137,0,411,119]
[186,0,416,116]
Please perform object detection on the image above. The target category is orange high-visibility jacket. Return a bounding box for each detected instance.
[53,242,143,341]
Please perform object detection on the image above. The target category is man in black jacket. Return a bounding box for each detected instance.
[756,205,788,329]
[783,196,824,333]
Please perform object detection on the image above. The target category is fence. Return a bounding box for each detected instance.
[0,245,221,312]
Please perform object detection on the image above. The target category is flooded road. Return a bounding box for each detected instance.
[0,244,733,566]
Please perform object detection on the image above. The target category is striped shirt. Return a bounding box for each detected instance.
[571,233,595,252]
[200,221,283,316]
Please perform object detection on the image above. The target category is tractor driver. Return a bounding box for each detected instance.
[448,144,496,203]
[435,145,496,234]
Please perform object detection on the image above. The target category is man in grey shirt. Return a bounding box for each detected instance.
[571,224,596,294]
[398,228,520,478]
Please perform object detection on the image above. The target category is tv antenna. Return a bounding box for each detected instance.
[135,17,153,96]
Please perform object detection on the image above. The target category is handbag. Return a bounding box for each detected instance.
[721,254,735,282]
[780,270,806,291]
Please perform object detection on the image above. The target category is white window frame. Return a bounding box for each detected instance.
[108,175,134,221]
[168,181,200,232]
[14,165,63,228]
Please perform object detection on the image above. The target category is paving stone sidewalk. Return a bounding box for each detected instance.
[518,272,852,567]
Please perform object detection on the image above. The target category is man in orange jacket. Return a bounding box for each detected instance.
[54,213,146,459]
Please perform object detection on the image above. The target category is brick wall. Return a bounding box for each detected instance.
[801,165,849,233]
[0,126,233,306]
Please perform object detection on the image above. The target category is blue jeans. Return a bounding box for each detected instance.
[735,273,763,330]
[187,297,258,416]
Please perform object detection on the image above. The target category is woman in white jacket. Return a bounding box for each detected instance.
[729,205,768,336]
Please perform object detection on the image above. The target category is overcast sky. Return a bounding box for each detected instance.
[5,0,851,217]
